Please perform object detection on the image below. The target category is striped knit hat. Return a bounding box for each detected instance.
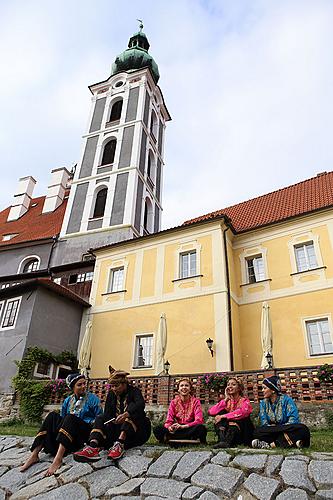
[263,375,281,394]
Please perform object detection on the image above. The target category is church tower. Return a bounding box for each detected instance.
[56,26,171,265]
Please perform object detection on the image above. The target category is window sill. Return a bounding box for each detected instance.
[309,352,333,357]
[101,290,127,296]
[240,278,272,287]
[290,266,326,276]
[97,163,114,168]
[132,365,153,370]
[172,274,203,283]
[106,120,120,127]
[89,216,103,221]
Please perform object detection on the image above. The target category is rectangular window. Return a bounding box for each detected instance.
[306,318,333,355]
[294,242,318,272]
[68,274,78,284]
[109,267,124,292]
[2,298,21,329]
[85,272,94,281]
[1,284,10,289]
[180,251,197,279]
[246,255,265,283]
[134,335,153,368]
[77,273,86,283]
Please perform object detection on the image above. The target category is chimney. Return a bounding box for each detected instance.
[42,167,70,214]
[7,176,37,222]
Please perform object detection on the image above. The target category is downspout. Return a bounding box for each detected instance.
[47,235,58,277]
[222,222,234,371]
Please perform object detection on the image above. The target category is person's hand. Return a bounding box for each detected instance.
[168,423,178,433]
[115,412,129,424]
[214,415,225,424]
[224,387,231,402]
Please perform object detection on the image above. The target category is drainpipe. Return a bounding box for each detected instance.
[222,222,234,371]
[47,235,58,277]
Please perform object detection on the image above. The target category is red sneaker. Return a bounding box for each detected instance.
[73,446,101,462]
[107,441,124,460]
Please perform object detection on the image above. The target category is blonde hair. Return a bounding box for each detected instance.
[227,377,244,396]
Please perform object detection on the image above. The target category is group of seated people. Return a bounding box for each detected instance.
[20,370,311,475]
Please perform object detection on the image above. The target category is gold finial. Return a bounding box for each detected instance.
[137,19,144,32]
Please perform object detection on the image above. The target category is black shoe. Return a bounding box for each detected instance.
[213,441,229,449]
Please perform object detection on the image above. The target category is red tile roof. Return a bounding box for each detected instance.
[184,172,333,233]
[0,196,68,247]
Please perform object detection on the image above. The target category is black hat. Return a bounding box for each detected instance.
[263,375,281,394]
[66,373,85,389]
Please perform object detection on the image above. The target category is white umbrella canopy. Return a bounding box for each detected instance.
[78,320,92,377]
[155,313,167,375]
[261,302,273,369]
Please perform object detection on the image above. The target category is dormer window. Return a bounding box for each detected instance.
[2,234,18,241]
[22,258,39,273]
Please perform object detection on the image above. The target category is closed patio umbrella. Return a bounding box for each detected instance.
[261,302,273,369]
[155,313,167,375]
[78,320,92,377]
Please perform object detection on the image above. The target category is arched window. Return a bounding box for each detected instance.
[150,110,158,140]
[101,139,116,166]
[23,258,39,273]
[93,188,107,218]
[147,151,155,184]
[143,197,153,234]
[109,99,123,122]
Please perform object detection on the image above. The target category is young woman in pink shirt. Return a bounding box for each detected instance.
[208,377,254,448]
[154,378,207,444]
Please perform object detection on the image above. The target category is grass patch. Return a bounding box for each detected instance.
[0,422,332,452]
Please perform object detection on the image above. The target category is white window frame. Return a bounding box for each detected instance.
[108,266,125,293]
[303,315,333,357]
[0,300,4,321]
[0,296,22,330]
[18,255,41,274]
[288,233,323,275]
[239,246,269,286]
[179,250,197,279]
[54,364,72,379]
[33,361,55,379]
[133,334,154,369]
[174,240,202,282]
[245,254,266,283]
[294,241,318,272]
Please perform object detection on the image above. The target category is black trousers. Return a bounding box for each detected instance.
[89,414,151,450]
[31,411,92,456]
[253,423,311,448]
[153,424,207,444]
[215,415,254,446]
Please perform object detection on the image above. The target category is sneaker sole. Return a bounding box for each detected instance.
[73,454,101,463]
[107,453,124,460]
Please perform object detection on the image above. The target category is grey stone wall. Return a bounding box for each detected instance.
[0,289,36,393]
[110,173,129,226]
[125,87,139,122]
[134,178,144,232]
[89,97,106,133]
[79,136,99,179]
[0,243,53,277]
[65,182,89,234]
[118,126,134,169]
[52,227,134,266]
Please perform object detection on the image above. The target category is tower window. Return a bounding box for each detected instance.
[109,100,123,122]
[143,198,153,234]
[101,140,116,166]
[93,188,107,218]
[23,258,39,273]
[150,110,158,141]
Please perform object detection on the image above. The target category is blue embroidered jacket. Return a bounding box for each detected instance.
[259,394,299,426]
[61,392,102,425]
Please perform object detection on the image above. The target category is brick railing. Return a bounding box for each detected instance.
[48,366,333,406]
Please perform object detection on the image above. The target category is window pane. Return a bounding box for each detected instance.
[306,243,317,268]
[23,259,39,273]
[110,267,124,292]
[109,100,122,122]
[295,246,307,272]
[2,299,20,328]
[180,251,196,279]
[85,272,94,281]
[101,140,116,165]
[306,319,333,355]
[135,335,153,367]
[93,188,107,218]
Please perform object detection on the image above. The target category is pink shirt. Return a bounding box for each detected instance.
[164,395,204,429]
[208,397,253,421]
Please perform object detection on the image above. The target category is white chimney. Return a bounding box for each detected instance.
[7,176,37,222]
[42,167,70,214]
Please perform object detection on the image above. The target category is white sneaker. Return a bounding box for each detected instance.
[252,439,271,449]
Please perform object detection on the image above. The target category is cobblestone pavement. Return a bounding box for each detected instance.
[0,436,332,499]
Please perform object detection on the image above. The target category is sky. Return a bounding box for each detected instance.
[1,0,333,229]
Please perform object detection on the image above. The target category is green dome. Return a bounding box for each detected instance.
[111,30,160,83]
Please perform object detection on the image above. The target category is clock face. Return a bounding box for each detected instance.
[114,81,124,88]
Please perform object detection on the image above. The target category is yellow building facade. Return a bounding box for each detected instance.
[87,180,333,377]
